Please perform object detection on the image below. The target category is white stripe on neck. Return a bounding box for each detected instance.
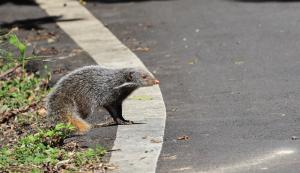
[114,82,136,89]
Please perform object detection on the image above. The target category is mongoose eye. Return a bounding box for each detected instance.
[142,75,147,79]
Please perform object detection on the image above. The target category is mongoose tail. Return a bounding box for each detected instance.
[66,115,91,133]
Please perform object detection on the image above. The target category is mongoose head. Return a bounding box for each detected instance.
[127,68,160,87]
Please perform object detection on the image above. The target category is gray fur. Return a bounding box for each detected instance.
[46,65,157,126]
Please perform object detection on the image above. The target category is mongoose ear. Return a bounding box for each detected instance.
[127,71,134,81]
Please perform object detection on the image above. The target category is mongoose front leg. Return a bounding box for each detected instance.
[115,103,133,123]
[105,104,133,125]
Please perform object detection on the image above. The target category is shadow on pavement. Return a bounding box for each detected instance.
[0,16,83,30]
[230,0,300,2]
[0,0,37,6]
[88,0,174,3]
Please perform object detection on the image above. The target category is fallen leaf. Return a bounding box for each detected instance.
[177,135,190,141]
[171,108,177,112]
[162,155,177,160]
[188,61,194,65]
[55,159,71,170]
[232,57,245,65]
[172,167,192,171]
[234,60,244,65]
[140,157,146,160]
[188,58,198,65]
[135,47,150,52]
[37,108,47,116]
[150,139,162,143]
[104,164,118,170]
[34,46,59,56]
[8,87,18,93]
[47,38,55,43]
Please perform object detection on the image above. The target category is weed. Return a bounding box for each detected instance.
[0,33,107,172]
[8,34,27,70]
[0,73,48,109]
[0,123,106,172]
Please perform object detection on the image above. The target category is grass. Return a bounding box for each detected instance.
[0,72,48,110]
[0,123,106,172]
[0,31,107,172]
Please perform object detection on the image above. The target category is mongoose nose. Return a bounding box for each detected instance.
[154,79,160,84]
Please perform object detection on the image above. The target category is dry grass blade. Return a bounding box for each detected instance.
[0,64,22,79]
[0,101,38,123]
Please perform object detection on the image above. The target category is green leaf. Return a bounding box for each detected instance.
[8,34,26,56]
[46,130,55,137]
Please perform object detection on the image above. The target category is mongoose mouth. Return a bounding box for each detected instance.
[154,79,160,85]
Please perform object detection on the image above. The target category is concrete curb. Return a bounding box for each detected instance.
[35,0,166,172]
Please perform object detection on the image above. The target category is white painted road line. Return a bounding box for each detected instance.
[199,149,296,173]
[35,0,166,173]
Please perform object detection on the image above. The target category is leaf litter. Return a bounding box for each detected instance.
[0,30,110,172]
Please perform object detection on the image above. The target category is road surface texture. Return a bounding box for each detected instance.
[86,0,300,173]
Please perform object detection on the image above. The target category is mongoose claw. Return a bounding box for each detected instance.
[116,119,134,125]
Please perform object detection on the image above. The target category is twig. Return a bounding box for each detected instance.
[0,64,21,80]
[106,149,121,152]
[0,101,38,123]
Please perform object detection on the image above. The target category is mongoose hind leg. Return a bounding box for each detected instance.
[104,104,133,125]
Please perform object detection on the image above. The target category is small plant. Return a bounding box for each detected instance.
[0,123,73,171]
[8,34,27,71]
[0,33,49,117]
[74,146,106,166]
[0,32,107,172]
[0,73,48,110]
[1,31,41,76]
[0,123,106,172]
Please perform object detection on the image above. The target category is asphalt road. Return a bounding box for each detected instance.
[86,0,300,172]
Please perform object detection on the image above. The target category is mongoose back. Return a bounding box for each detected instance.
[46,65,159,133]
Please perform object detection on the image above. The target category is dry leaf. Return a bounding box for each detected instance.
[140,157,146,160]
[104,164,118,170]
[150,139,162,143]
[177,135,190,141]
[37,108,47,116]
[162,155,177,160]
[172,167,192,171]
[135,47,150,52]
[47,38,55,43]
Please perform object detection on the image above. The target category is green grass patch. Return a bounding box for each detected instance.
[0,123,106,172]
[0,31,107,172]
[0,73,48,110]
